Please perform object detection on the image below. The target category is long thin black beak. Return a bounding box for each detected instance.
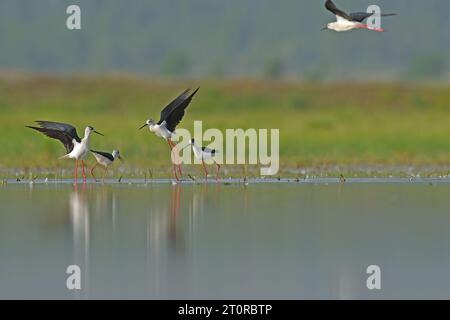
[94,130,104,136]
[139,124,147,130]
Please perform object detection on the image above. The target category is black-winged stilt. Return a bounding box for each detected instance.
[139,87,199,182]
[183,138,220,182]
[322,0,396,32]
[26,120,103,182]
[90,149,122,181]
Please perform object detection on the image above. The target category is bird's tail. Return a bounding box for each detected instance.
[59,154,70,160]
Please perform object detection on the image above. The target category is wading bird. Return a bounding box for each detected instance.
[322,0,396,32]
[183,139,220,182]
[90,149,122,182]
[139,87,199,182]
[26,121,103,182]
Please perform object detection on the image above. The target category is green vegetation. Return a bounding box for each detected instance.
[1,75,450,178]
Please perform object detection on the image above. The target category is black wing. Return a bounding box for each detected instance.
[158,87,199,132]
[26,126,76,153]
[201,147,216,155]
[35,120,81,142]
[349,12,374,23]
[349,12,397,23]
[158,88,191,123]
[91,150,114,161]
[325,0,353,21]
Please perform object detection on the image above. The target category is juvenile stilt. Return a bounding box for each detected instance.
[184,139,220,184]
[90,149,122,183]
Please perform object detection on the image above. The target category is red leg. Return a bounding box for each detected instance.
[201,160,208,181]
[90,163,98,181]
[81,160,86,182]
[215,162,221,182]
[167,140,179,182]
[176,147,182,176]
[357,24,384,32]
[74,160,78,183]
[169,139,182,177]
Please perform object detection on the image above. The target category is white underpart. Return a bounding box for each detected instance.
[191,142,215,161]
[93,153,113,167]
[328,15,363,32]
[149,121,173,140]
[61,127,92,160]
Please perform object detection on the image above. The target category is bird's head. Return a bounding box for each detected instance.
[181,138,195,151]
[112,150,122,161]
[139,119,155,130]
[85,126,104,136]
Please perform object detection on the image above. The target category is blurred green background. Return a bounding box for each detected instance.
[0,1,449,177]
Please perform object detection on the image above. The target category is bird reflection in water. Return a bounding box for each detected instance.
[168,184,183,253]
[145,185,186,297]
[69,183,90,298]
[146,184,202,298]
[69,183,117,298]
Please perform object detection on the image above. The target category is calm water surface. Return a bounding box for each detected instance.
[1,181,450,299]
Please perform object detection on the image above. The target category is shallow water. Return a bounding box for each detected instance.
[1,180,450,299]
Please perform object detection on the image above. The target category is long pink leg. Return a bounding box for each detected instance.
[74,160,78,183]
[81,160,87,182]
[201,160,208,181]
[168,139,182,177]
[90,163,98,181]
[357,24,384,32]
[167,140,179,181]
[215,162,221,182]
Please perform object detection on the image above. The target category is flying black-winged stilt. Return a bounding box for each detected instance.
[139,87,199,182]
[322,0,396,32]
[26,120,103,182]
[183,138,220,182]
[90,149,122,181]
